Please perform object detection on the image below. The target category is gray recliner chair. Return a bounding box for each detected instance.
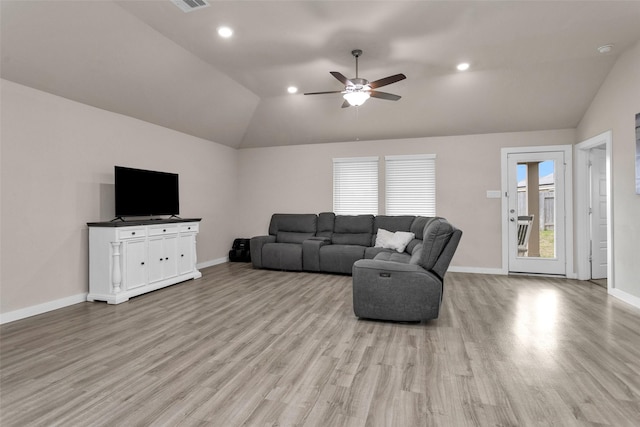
[352,217,462,322]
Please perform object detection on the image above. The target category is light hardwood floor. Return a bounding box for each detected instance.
[1,263,639,426]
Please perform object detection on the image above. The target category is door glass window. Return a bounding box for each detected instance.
[516,160,555,259]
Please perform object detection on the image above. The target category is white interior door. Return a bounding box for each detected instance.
[590,148,608,279]
[507,151,566,275]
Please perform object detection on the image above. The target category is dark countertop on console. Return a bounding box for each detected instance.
[87,218,201,227]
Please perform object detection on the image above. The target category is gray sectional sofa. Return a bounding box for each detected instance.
[250,213,459,275]
[251,212,462,322]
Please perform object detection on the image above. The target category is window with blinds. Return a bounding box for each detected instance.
[385,154,436,216]
[333,157,379,215]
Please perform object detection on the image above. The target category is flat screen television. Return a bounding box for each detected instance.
[114,166,179,218]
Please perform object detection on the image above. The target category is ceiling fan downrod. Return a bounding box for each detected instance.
[352,49,362,79]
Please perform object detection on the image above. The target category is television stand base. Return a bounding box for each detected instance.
[87,219,202,304]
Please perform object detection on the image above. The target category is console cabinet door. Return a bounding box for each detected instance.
[149,236,178,283]
[163,236,178,279]
[148,237,164,283]
[177,234,194,275]
[124,239,147,290]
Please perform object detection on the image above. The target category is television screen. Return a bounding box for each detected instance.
[115,166,179,217]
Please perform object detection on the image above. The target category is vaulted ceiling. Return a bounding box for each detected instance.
[2,1,640,149]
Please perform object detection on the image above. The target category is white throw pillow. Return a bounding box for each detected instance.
[387,231,415,253]
[374,228,394,248]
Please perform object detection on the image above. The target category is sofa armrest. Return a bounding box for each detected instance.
[352,259,443,321]
[250,235,276,268]
[302,237,331,272]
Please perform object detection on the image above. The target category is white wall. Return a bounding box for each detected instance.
[0,80,238,315]
[577,41,640,301]
[237,129,575,271]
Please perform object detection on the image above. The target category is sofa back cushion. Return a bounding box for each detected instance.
[418,217,455,270]
[410,216,434,240]
[269,214,317,243]
[406,216,434,254]
[332,215,374,246]
[317,212,335,239]
[373,215,415,233]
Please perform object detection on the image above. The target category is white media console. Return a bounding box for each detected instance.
[87,219,202,304]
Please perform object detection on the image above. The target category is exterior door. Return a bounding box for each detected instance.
[507,151,566,275]
[590,148,608,279]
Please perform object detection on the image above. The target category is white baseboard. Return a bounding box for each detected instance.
[197,257,229,270]
[448,266,507,275]
[1,258,229,325]
[0,293,88,325]
[609,288,640,310]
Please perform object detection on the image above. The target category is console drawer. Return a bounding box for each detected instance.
[149,225,179,236]
[117,228,146,240]
[179,223,199,233]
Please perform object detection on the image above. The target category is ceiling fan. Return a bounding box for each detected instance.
[304,49,406,108]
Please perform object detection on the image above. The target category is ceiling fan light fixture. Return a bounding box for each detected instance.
[217,26,233,38]
[343,91,370,106]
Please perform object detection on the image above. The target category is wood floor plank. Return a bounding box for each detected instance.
[2,263,640,426]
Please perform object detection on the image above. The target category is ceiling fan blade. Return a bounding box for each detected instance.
[341,100,351,108]
[369,90,401,101]
[368,73,406,89]
[330,71,353,86]
[303,90,344,96]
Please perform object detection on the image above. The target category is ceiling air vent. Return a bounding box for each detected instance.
[170,0,210,13]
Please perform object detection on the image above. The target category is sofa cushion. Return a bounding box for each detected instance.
[405,239,422,254]
[419,218,455,270]
[262,243,304,271]
[373,215,415,233]
[409,244,423,265]
[373,251,412,264]
[320,245,366,274]
[276,231,315,244]
[410,216,434,240]
[268,214,317,235]
[332,215,373,246]
[317,212,335,239]
[332,233,372,246]
[364,246,393,259]
[334,215,374,233]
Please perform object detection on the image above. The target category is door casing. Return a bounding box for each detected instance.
[575,131,613,288]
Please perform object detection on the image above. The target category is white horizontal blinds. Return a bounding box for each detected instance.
[385,154,436,216]
[333,157,379,215]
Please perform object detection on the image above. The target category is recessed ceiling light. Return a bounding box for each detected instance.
[217,26,233,38]
[597,44,613,54]
[457,62,470,71]
[287,86,298,94]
